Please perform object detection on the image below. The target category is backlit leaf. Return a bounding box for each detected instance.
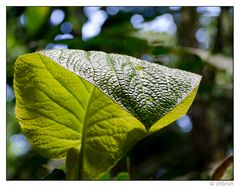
[14,49,201,179]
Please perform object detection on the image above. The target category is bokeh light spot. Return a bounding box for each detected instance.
[10,134,31,156]
[82,7,108,41]
[142,14,177,34]
[176,115,193,133]
[169,7,181,11]
[106,7,119,15]
[61,22,73,34]
[54,34,74,41]
[45,43,68,49]
[130,14,144,29]
[7,84,15,102]
[50,9,65,26]
[197,7,221,17]
[19,14,26,26]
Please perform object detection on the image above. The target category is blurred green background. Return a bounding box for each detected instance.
[6,6,233,180]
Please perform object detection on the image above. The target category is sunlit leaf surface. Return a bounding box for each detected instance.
[14,49,201,179]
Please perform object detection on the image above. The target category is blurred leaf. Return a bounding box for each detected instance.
[103,22,135,37]
[131,30,177,46]
[98,171,129,180]
[55,35,148,57]
[98,172,111,180]
[25,7,50,37]
[187,48,233,74]
[151,46,232,73]
[114,172,130,180]
[211,155,233,180]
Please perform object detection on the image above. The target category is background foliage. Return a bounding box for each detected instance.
[7,6,233,180]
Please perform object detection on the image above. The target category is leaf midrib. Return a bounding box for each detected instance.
[78,85,95,179]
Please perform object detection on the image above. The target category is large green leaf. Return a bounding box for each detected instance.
[14,49,201,179]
